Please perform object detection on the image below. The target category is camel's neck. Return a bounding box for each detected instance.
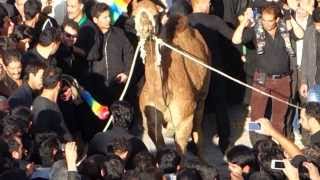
[143,40,166,90]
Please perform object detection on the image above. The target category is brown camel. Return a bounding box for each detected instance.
[133,0,211,155]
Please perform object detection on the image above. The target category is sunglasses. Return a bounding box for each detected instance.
[64,32,77,39]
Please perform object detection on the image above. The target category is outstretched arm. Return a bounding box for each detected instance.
[256,118,302,158]
[188,13,234,40]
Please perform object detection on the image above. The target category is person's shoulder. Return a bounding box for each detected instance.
[81,18,96,29]
[8,84,31,108]
[22,49,37,60]
[91,131,112,140]
[79,19,99,36]
[111,26,127,36]
[11,84,30,96]
[32,96,53,109]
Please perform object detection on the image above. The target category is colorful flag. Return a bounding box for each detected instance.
[108,0,132,24]
[80,90,110,120]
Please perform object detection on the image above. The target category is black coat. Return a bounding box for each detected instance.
[73,16,101,86]
[87,27,134,104]
[91,26,134,86]
[8,83,33,109]
[31,96,72,141]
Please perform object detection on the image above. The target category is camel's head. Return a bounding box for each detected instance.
[132,0,160,40]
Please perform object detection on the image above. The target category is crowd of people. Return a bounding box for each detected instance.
[0,0,320,179]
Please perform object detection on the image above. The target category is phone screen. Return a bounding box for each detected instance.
[248,122,261,131]
[274,161,285,168]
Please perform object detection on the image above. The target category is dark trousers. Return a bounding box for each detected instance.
[250,71,291,133]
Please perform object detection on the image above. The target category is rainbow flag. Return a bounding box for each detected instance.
[80,90,110,120]
[107,0,132,24]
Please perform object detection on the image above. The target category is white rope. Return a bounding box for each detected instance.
[102,41,143,132]
[154,37,162,66]
[153,36,302,110]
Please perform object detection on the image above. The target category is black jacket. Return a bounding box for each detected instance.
[8,83,34,109]
[91,26,134,87]
[22,48,57,67]
[56,44,76,76]
[31,96,72,141]
[73,16,101,86]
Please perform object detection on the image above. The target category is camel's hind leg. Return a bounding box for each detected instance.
[175,114,194,155]
[142,105,165,150]
[172,102,196,155]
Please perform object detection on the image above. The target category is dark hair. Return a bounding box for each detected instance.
[112,137,129,155]
[39,135,61,167]
[122,170,139,180]
[100,154,125,180]
[156,148,180,174]
[177,168,202,180]
[2,49,21,67]
[0,115,22,139]
[24,0,42,20]
[62,19,79,33]
[313,7,320,23]
[168,0,192,17]
[42,67,62,89]
[248,171,274,180]
[137,167,163,180]
[23,59,47,80]
[305,102,320,121]
[133,151,155,171]
[11,106,32,127]
[0,4,8,28]
[303,143,320,168]
[181,158,218,180]
[34,131,59,145]
[258,147,285,180]
[91,2,110,19]
[261,3,281,19]
[110,101,133,129]
[38,27,62,46]
[79,154,106,179]
[11,24,35,41]
[226,145,258,170]
[254,139,278,153]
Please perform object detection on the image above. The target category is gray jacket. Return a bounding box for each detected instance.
[301,25,318,88]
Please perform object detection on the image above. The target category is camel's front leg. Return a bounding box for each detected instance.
[143,105,165,150]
